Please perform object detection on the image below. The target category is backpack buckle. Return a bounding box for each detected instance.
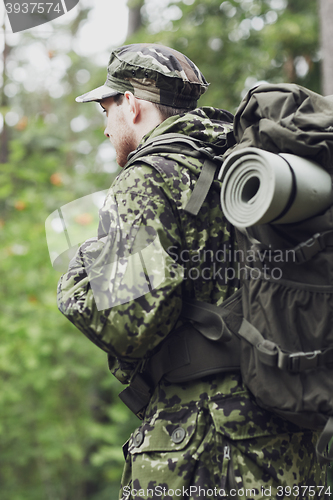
[198,146,215,159]
[288,350,322,372]
[197,147,224,166]
[294,233,324,264]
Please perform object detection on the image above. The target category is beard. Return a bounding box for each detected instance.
[115,132,137,168]
[110,110,138,168]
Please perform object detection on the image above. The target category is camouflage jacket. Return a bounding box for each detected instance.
[58,107,299,442]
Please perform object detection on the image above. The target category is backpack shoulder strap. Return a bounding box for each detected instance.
[125,133,225,216]
[183,158,218,216]
[126,132,226,163]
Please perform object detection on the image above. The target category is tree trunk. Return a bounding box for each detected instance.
[0,22,10,164]
[319,0,333,96]
[126,0,144,38]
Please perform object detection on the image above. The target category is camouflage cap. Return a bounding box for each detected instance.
[76,43,209,109]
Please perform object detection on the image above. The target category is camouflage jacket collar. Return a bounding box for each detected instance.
[139,106,234,149]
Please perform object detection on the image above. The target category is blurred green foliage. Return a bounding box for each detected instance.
[132,0,320,111]
[0,7,138,499]
[0,1,330,498]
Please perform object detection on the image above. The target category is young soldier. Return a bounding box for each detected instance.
[57,43,325,499]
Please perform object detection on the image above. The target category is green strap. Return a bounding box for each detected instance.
[181,290,243,342]
[182,298,231,341]
[184,158,218,216]
[118,374,152,419]
[118,332,192,419]
[238,318,266,348]
[126,133,212,166]
[131,132,226,155]
[182,298,236,341]
[316,417,333,464]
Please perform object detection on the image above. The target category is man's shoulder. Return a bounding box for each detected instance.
[110,148,202,210]
[112,156,183,194]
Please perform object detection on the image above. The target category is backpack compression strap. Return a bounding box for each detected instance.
[249,230,333,266]
[238,318,333,373]
[125,133,225,216]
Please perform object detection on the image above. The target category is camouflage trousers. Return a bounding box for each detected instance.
[119,411,328,500]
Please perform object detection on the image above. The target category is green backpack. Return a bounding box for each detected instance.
[226,83,333,465]
[122,83,333,464]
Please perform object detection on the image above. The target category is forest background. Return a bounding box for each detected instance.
[1,0,333,498]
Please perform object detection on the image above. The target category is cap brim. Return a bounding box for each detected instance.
[75,84,120,103]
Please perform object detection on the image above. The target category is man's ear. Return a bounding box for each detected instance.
[124,91,140,124]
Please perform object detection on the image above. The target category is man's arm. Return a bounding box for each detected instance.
[57,163,185,377]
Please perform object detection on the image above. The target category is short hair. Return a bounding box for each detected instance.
[153,102,193,120]
[113,93,124,105]
[113,93,192,119]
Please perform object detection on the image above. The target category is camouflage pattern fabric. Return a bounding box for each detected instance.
[57,107,327,498]
[76,43,208,108]
[122,374,326,499]
[58,106,236,382]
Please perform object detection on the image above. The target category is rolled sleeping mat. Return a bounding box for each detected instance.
[218,147,333,228]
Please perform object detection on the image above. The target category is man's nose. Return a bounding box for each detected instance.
[104,128,109,138]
